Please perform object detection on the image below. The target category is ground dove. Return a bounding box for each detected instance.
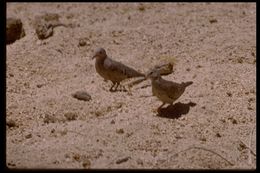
[146,69,193,110]
[92,48,144,91]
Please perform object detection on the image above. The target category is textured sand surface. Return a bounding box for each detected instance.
[6,3,256,169]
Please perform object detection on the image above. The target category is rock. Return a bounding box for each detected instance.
[78,38,86,47]
[138,5,145,11]
[136,159,143,165]
[6,17,25,44]
[116,156,130,164]
[6,119,17,128]
[116,128,124,134]
[72,91,92,101]
[36,84,44,88]
[64,112,78,121]
[209,19,218,23]
[43,114,57,124]
[226,92,232,97]
[216,133,221,137]
[25,133,32,139]
[82,159,91,168]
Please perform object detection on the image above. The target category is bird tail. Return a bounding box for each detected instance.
[125,67,145,78]
[182,81,193,88]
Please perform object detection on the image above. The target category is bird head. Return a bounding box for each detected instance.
[91,47,107,60]
[145,69,161,80]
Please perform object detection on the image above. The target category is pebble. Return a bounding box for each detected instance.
[78,38,86,47]
[6,119,17,128]
[136,158,143,165]
[64,112,78,121]
[209,19,218,23]
[116,156,130,164]
[82,159,91,168]
[72,91,92,101]
[25,133,32,139]
[226,92,232,97]
[116,128,124,134]
[216,133,221,137]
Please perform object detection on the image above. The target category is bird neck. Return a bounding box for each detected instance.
[96,56,107,64]
[151,75,162,83]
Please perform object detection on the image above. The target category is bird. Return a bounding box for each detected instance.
[92,48,145,91]
[146,69,193,110]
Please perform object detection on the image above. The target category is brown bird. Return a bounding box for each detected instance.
[92,48,144,91]
[146,69,193,110]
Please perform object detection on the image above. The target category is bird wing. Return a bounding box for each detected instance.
[157,78,181,100]
[104,57,144,78]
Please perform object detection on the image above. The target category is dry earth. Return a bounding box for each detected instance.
[6,3,256,169]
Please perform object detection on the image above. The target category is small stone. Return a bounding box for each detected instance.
[72,91,91,101]
[186,68,191,72]
[116,128,124,134]
[116,156,130,164]
[82,159,91,168]
[238,142,247,151]
[175,134,183,139]
[25,133,32,139]
[226,92,232,97]
[250,89,255,94]
[78,39,86,47]
[248,98,254,102]
[72,153,81,161]
[232,119,237,124]
[110,119,115,124]
[200,137,207,142]
[138,5,145,11]
[247,106,253,110]
[53,160,59,164]
[36,84,44,88]
[43,114,56,124]
[64,153,70,159]
[136,159,143,165]
[126,132,133,137]
[209,19,218,23]
[237,57,244,63]
[216,133,221,137]
[64,112,78,121]
[6,119,17,128]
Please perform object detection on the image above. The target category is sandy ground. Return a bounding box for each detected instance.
[6,3,256,169]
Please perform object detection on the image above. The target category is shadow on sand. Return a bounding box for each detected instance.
[157,101,196,119]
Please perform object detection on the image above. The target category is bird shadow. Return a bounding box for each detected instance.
[157,101,196,119]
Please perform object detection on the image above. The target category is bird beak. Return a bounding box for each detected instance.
[91,54,96,60]
[145,73,150,79]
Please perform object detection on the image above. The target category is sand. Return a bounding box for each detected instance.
[6,3,256,169]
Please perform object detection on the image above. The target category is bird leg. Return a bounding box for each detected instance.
[157,102,166,111]
[109,83,116,92]
[114,83,120,91]
[119,84,127,92]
